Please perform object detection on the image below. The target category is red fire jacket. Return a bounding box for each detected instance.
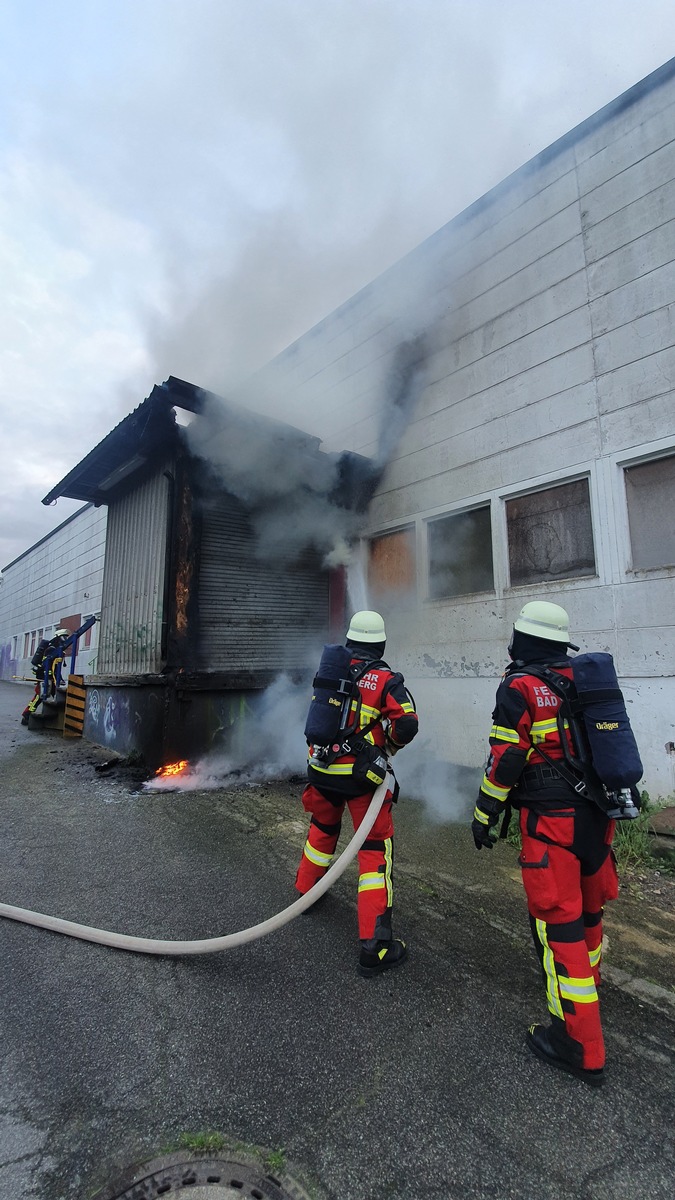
[307,653,418,796]
[479,660,576,811]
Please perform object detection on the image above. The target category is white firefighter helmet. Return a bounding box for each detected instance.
[346,610,386,643]
[54,628,70,638]
[513,601,571,644]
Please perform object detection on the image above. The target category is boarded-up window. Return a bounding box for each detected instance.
[58,614,81,635]
[369,527,416,601]
[506,479,595,586]
[625,455,675,569]
[428,506,494,599]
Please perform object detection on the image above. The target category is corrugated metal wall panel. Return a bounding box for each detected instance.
[198,494,329,671]
[98,470,170,674]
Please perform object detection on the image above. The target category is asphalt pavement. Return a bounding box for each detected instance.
[0,680,674,1200]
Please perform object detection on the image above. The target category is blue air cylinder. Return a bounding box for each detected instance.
[571,653,643,790]
[304,644,354,746]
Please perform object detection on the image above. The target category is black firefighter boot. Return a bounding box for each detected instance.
[357,912,408,978]
[526,1024,605,1087]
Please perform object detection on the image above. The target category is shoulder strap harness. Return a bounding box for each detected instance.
[508,662,602,801]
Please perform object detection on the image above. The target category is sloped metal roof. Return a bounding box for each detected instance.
[40,376,369,509]
[41,382,180,506]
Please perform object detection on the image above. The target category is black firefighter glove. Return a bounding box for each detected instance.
[471,796,502,850]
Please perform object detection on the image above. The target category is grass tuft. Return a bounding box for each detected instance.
[176,1130,227,1154]
[265,1147,287,1174]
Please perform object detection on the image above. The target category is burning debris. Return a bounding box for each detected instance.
[142,674,311,793]
[155,760,189,778]
[143,759,295,794]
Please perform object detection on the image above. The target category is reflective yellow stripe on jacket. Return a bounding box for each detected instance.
[480,776,511,802]
[489,724,520,744]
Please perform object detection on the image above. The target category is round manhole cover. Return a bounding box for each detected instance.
[98,1154,314,1200]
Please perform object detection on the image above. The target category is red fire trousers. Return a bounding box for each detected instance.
[518,802,618,1071]
[295,783,395,940]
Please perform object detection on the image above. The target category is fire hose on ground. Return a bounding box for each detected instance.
[0,775,391,956]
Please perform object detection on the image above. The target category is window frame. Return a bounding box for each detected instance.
[365,460,619,606]
[424,503,496,601]
[367,525,418,605]
[496,464,606,597]
[502,475,598,589]
[614,441,675,577]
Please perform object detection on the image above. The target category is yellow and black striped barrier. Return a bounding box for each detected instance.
[63,675,87,738]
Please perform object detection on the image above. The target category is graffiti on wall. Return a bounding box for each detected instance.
[86,687,136,749]
[0,642,18,682]
[85,685,165,759]
[99,619,159,667]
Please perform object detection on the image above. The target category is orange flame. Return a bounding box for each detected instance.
[155,759,189,778]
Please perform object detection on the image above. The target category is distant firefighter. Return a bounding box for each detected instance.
[21,629,70,725]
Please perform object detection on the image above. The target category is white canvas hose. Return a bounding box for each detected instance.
[0,775,391,956]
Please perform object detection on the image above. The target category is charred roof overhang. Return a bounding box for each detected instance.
[41,375,377,517]
[41,383,182,506]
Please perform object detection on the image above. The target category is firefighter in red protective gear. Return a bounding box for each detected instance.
[295,610,419,977]
[472,600,618,1087]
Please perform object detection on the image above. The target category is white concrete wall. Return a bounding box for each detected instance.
[244,64,675,800]
[0,504,107,684]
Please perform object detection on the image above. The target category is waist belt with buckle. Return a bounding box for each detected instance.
[521,763,570,787]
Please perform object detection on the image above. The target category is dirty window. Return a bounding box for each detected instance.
[428,506,494,599]
[625,455,675,569]
[82,615,94,648]
[369,527,416,601]
[506,478,595,586]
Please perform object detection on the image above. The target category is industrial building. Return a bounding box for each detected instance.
[2,57,674,796]
[0,503,106,684]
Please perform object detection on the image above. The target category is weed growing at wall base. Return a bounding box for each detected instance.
[613,792,656,874]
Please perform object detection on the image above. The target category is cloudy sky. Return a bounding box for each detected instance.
[1,0,674,568]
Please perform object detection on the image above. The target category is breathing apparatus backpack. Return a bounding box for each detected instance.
[30,639,50,681]
[304,644,389,788]
[525,653,643,820]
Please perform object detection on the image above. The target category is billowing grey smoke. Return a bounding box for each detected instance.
[372,334,429,474]
[183,322,433,569]
[144,670,475,826]
[183,390,366,565]
[145,673,310,792]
